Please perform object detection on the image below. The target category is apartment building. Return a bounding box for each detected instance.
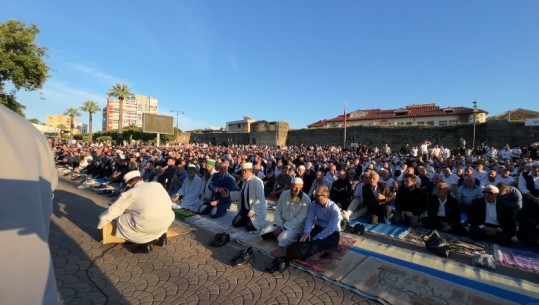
[102,94,158,131]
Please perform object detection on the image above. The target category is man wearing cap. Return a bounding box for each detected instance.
[469,185,516,247]
[518,161,539,207]
[173,165,203,212]
[259,177,310,247]
[97,170,175,252]
[198,160,236,218]
[200,158,217,205]
[226,162,267,232]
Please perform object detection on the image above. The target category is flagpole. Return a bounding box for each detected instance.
[343,102,347,149]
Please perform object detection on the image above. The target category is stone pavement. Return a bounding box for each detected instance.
[50,176,380,305]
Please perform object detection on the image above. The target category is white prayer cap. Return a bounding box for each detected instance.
[242,162,253,170]
[483,185,499,194]
[123,170,141,182]
[291,177,304,185]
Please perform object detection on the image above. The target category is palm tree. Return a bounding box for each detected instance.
[107,83,133,144]
[80,100,101,142]
[63,107,80,136]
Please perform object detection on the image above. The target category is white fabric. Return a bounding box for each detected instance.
[98,181,175,243]
[0,105,59,305]
[260,189,310,246]
[179,175,203,212]
[484,201,500,226]
[230,175,267,230]
[437,198,447,217]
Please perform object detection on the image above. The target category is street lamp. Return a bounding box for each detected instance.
[170,110,184,133]
[472,100,478,148]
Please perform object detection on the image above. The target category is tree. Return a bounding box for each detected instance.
[28,118,41,124]
[107,83,133,145]
[0,19,49,116]
[80,100,101,142]
[63,107,80,136]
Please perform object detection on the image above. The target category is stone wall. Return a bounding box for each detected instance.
[188,120,538,148]
[190,132,249,146]
[250,121,289,146]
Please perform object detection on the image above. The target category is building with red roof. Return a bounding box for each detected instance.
[307,103,488,128]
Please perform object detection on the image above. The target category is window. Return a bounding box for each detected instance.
[426,121,434,126]
[449,120,457,125]
[417,121,425,125]
[405,122,413,126]
[439,121,447,126]
[237,124,241,128]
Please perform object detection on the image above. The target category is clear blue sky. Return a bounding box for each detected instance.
[3,1,538,131]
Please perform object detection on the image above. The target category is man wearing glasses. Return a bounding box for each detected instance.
[469,185,516,247]
[287,186,341,260]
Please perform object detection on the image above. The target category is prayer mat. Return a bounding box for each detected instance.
[348,216,410,238]
[269,235,357,273]
[346,237,539,304]
[173,208,196,220]
[498,246,539,273]
[340,256,526,305]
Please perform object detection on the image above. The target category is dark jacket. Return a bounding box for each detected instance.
[469,198,516,235]
[395,185,427,215]
[363,182,395,209]
[425,195,461,226]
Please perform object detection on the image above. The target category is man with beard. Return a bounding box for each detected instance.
[225,163,267,232]
[260,177,310,247]
[200,159,217,205]
[173,165,203,212]
[392,173,426,228]
[307,170,332,200]
[198,160,236,218]
[330,169,353,210]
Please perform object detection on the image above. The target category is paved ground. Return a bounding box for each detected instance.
[50,176,380,305]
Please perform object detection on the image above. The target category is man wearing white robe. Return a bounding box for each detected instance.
[98,171,175,244]
[226,162,267,231]
[176,165,203,212]
[260,177,310,247]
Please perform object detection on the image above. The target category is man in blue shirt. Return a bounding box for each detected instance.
[287,186,342,260]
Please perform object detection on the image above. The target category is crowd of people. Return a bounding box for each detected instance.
[54,139,539,260]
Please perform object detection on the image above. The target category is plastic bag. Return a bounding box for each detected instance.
[424,230,455,258]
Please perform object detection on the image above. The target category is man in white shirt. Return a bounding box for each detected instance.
[469,185,515,247]
[173,165,203,212]
[440,166,458,195]
[260,178,309,247]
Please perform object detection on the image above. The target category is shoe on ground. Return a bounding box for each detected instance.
[353,224,365,235]
[155,233,168,246]
[131,243,153,253]
[265,258,289,273]
[232,247,254,266]
[213,233,230,247]
[209,233,224,246]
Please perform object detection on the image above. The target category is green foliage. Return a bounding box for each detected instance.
[0,19,49,116]
[107,83,133,136]
[96,136,113,143]
[80,100,100,141]
[64,107,80,134]
[28,118,40,124]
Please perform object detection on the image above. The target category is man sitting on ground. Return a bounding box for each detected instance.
[198,160,236,218]
[287,186,341,261]
[469,185,516,247]
[226,162,267,232]
[97,171,175,253]
[172,164,203,212]
[421,182,468,236]
[260,177,310,247]
[363,171,395,224]
[392,173,426,228]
